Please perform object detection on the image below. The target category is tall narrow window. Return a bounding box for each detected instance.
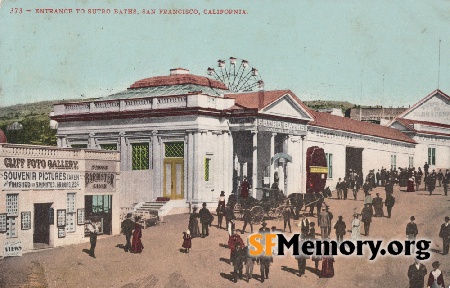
[391,155,397,170]
[428,147,436,165]
[325,153,333,178]
[205,157,211,181]
[132,143,150,170]
[409,156,414,169]
[6,194,18,239]
[66,193,76,233]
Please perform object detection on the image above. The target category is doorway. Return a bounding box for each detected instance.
[346,147,363,176]
[34,203,52,244]
[163,158,184,199]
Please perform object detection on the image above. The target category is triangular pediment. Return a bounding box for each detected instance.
[401,90,450,125]
[261,94,313,121]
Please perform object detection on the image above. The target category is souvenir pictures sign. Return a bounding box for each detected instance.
[21,211,31,230]
[77,209,85,225]
[57,209,66,227]
[0,213,7,233]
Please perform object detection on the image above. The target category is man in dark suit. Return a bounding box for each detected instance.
[199,202,213,237]
[121,213,134,252]
[439,216,450,255]
[407,258,427,288]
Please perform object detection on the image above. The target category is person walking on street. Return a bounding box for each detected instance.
[230,243,246,283]
[416,167,423,191]
[295,239,309,277]
[217,191,226,229]
[427,170,437,195]
[87,222,98,258]
[131,217,144,253]
[351,213,361,241]
[361,204,372,236]
[244,244,256,282]
[443,169,450,196]
[336,178,343,200]
[406,216,419,242]
[228,230,245,259]
[426,261,445,288]
[283,205,292,233]
[439,216,450,255]
[318,207,331,239]
[385,192,396,218]
[182,229,192,253]
[199,202,213,238]
[334,216,346,242]
[121,213,134,252]
[373,193,384,217]
[188,206,201,238]
[240,177,250,199]
[299,215,310,240]
[241,205,253,234]
[364,192,374,215]
[363,180,371,197]
[408,258,427,288]
[257,251,273,283]
[437,169,443,187]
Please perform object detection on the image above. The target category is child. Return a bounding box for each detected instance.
[182,229,192,253]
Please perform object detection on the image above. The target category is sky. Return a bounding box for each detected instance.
[1,0,450,108]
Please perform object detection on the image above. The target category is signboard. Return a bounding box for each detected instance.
[310,166,329,174]
[48,208,54,225]
[0,214,6,233]
[85,160,117,192]
[1,157,81,191]
[257,119,307,136]
[58,227,66,238]
[4,239,22,257]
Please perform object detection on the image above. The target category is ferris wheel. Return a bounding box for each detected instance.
[207,57,264,93]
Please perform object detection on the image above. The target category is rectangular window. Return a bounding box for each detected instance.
[428,147,436,165]
[391,155,397,170]
[165,142,184,158]
[409,156,414,169]
[71,144,87,148]
[6,217,17,238]
[66,193,76,233]
[205,157,211,181]
[132,143,149,170]
[100,143,117,151]
[325,153,333,178]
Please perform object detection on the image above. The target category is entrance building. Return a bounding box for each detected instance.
[51,68,420,211]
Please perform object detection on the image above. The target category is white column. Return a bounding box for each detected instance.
[300,135,306,194]
[252,130,258,198]
[152,130,161,198]
[270,132,276,186]
[119,132,127,171]
[187,131,194,201]
[88,133,96,149]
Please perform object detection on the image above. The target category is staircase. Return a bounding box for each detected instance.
[135,201,168,217]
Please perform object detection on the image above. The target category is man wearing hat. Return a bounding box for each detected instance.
[427,170,437,195]
[121,213,134,252]
[361,204,372,236]
[385,191,395,218]
[406,216,418,243]
[318,206,331,239]
[443,169,450,196]
[426,261,445,288]
[364,191,373,215]
[199,202,213,238]
[372,193,384,217]
[407,258,427,288]
[439,216,450,255]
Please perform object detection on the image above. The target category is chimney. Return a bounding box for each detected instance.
[258,90,265,109]
[170,68,190,75]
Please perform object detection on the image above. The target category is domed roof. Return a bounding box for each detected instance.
[0,129,6,143]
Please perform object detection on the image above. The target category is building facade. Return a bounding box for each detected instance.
[52,69,421,210]
[0,144,120,256]
[389,89,450,172]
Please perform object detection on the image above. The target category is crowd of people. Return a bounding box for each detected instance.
[101,165,449,286]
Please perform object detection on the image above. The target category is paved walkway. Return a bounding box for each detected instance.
[0,184,449,287]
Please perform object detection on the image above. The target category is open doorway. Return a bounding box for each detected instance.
[346,147,363,176]
[34,203,53,245]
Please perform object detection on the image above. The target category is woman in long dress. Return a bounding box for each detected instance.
[351,213,361,241]
[188,206,201,238]
[182,230,192,253]
[131,218,144,253]
[321,255,335,278]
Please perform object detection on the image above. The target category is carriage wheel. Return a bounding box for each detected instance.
[251,206,264,225]
[274,207,284,221]
[234,203,243,220]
